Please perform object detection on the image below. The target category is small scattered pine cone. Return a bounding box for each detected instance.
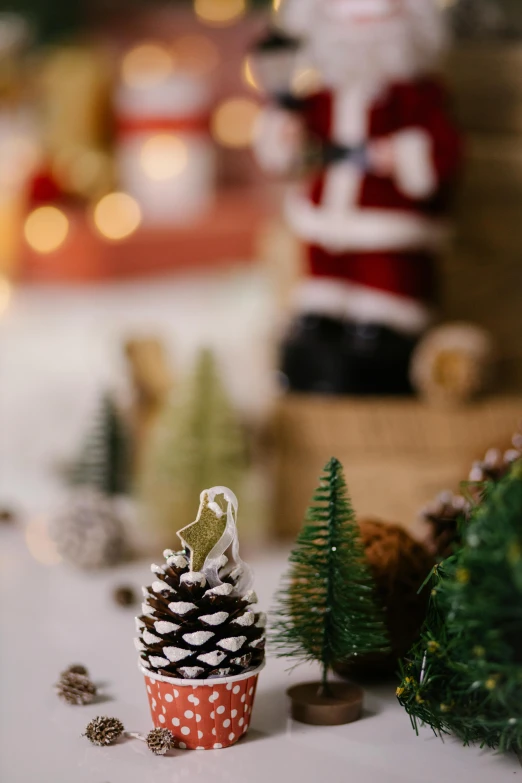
[113,585,137,607]
[61,663,89,678]
[56,672,96,705]
[0,508,16,524]
[146,727,176,755]
[84,716,125,746]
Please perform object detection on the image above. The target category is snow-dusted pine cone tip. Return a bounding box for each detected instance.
[469,445,521,484]
[135,549,266,680]
[420,491,470,526]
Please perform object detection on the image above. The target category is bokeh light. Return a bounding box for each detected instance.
[121,42,173,88]
[195,0,247,26]
[0,276,12,316]
[93,193,142,241]
[174,35,220,75]
[140,134,188,181]
[211,98,260,149]
[25,518,62,566]
[24,206,70,254]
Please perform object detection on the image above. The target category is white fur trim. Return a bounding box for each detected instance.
[294,278,433,335]
[322,163,361,213]
[285,187,448,253]
[393,129,436,199]
[293,278,351,319]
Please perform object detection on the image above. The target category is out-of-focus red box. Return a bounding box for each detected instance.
[17,190,274,283]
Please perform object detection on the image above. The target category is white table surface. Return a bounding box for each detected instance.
[0,526,519,783]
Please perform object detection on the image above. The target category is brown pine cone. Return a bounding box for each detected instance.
[336,520,435,678]
[84,716,125,746]
[113,585,137,607]
[60,663,89,678]
[135,549,265,679]
[146,728,176,755]
[56,672,96,705]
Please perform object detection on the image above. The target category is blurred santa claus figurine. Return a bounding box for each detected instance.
[253,0,462,395]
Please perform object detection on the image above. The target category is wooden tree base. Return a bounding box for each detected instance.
[287,682,364,726]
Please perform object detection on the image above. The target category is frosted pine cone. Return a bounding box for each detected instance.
[136,550,266,679]
[421,491,470,559]
[469,444,521,484]
[84,716,125,746]
[56,672,96,705]
[52,489,128,569]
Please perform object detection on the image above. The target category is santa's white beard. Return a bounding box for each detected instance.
[302,10,445,89]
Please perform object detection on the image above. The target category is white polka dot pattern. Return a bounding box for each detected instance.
[143,669,260,750]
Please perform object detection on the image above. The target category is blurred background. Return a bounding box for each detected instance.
[0,0,521,565]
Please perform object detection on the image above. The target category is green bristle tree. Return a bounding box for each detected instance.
[398,462,522,753]
[70,393,131,497]
[271,457,389,694]
[140,348,248,545]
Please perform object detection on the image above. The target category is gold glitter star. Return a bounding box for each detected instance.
[177,493,227,572]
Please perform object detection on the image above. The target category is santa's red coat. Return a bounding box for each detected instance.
[284,78,462,333]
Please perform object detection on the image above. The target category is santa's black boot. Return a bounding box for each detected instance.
[342,322,419,395]
[280,314,347,394]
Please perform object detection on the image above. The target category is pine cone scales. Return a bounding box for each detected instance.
[84,716,125,746]
[136,550,266,679]
[146,728,176,755]
[56,672,96,705]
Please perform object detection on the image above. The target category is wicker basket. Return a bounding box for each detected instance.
[272,395,521,539]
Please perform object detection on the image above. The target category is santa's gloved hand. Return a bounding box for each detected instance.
[367,137,395,177]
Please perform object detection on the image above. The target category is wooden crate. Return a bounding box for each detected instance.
[272,395,522,539]
[442,43,522,389]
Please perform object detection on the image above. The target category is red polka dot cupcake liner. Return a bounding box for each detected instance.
[140,664,264,750]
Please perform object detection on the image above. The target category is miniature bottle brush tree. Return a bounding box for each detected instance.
[271,457,389,725]
[398,460,522,753]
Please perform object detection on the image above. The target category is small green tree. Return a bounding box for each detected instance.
[70,393,131,497]
[398,462,522,753]
[140,348,248,544]
[271,458,389,694]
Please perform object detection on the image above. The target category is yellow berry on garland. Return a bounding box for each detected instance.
[456,568,470,584]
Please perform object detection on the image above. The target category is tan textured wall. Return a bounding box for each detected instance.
[444,44,522,389]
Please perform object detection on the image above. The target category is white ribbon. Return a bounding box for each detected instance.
[197,486,253,597]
